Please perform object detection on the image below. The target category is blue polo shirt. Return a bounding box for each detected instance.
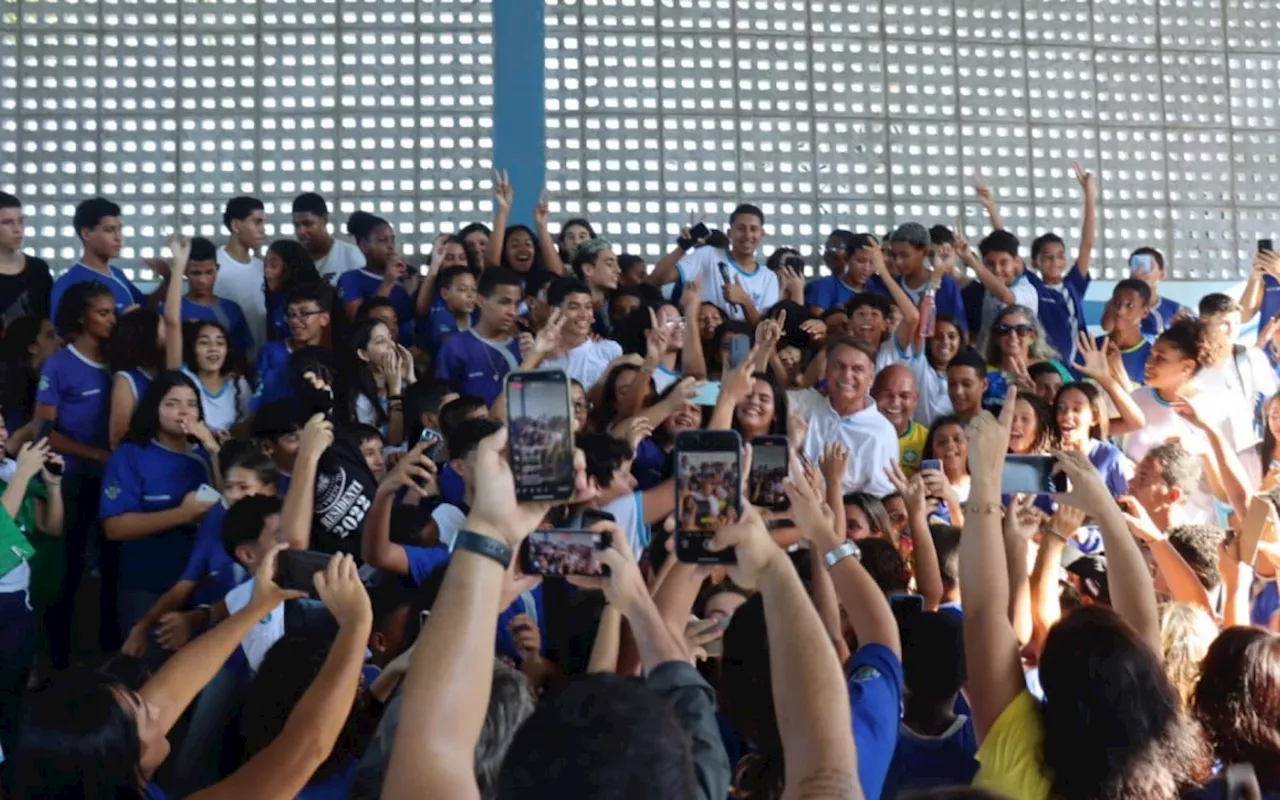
[1095,333,1152,386]
[434,329,522,406]
[405,544,452,586]
[336,270,415,343]
[1028,267,1089,366]
[35,345,112,473]
[418,304,480,356]
[1260,274,1280,330]
[50,262,146,325]
[805,275,864,312]
[631,437,671,491]
[100,441,214,594]
[180,501,247,606]
[117,367,155,402]
[251,340,293,413]
[164,296,255,358]
[847,643,905,800]
[265,292,289,342]
[1140,295,1190,336]
[868,273,968,333]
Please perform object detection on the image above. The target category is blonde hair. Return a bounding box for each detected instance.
[1159,602,1218,705]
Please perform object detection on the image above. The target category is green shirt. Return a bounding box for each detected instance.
[0,477,62,603]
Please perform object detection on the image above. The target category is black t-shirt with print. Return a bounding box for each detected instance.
[0,256,53,329]
[310,429,377,558]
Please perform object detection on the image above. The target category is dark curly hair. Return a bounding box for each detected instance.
[1192,626,1280,792]
[1157,316,1218,375]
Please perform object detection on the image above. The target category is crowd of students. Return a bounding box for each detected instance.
[1,158,1280,800]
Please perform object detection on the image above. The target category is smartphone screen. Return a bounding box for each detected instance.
[727,335,751,370]
[675,430,742,564]
[519,530,611,576]
[506,370,575,502]
[920,458,942,473]
[276,550,332,594]
[1001,454,1060,495]
[748,435,789,510]
[1130,254,1153,275]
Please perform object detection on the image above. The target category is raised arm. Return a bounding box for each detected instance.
[711,501,862,799]
[484,169,513,269]
[414,235,450,316]
[1118,496,1214,614]
[533,192,566,277]
[1072,163,1097,280]
[886,462,943,611]
[190,554,372,800]
[974,174,1006,233]
[957,390,1026,740]
[1073,333,1145,435]
[163,233,189,370]
[867,244,920,350]
[140,544,306,736]
[678,278,708,379]
[278,414,333,551]
[1173,397,1250,521]
[361,443,437,576]
[956,233,1014,306]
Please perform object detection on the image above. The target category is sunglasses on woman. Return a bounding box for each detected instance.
[995,323,1035,337]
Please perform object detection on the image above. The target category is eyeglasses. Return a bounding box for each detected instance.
[662,318,687,330]
[286,309,325,322]
[824,245,847,254]
[995,323,1035,337]
[572,401,588,413]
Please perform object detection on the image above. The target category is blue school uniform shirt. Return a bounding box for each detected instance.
[100,441,214,594]
[164,296,255,357]
[439,464,466,506]
[336,270,415,342]
[846,643,905,800]
[868,272,968,334]
[35,345,112,473]
[434,329,522,407]
[1096,334,1152,386]
[404,544,452,586]
[298,759,358,800]
[418,304,479,356]
[883,716,979,795]
[49,262,146,325]
[265,292,289,342]
[1140,295,1190,337]
[118,367,155,402]
[805,275,864,311]
[1028,268,1089,367]
[251,340,293,413]
[180,501,247,607]
[631,437,671,491]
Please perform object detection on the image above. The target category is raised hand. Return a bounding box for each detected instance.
[821,441,850,489]
[298,413,335,459]
[1004,494,1041,542]
[165,232,192,271]
[533,189,551,230]
[723,275,750,306]
[492,167,513,212]
[967,387,1016,480]
[884,459,926,516]
[973,171,994,205]
[1072,331,1109,380]
[1051,447,1115,513]
[314,552,373,630]
[250,543,310,608]
[1115,495,1162,543]
[1072,161,1096,203]
[679,278,702,314]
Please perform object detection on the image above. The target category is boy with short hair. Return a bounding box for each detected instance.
[291,192,365,279]
[870,222,967,336]
[434,267,524,406]
[418,265,479,358]
[351,424,387,481]
[1120,247,1189,336]
[251,282,332,413]
[251,401,304,494]
[166,236,255,358]
[946,349,989,420]
[959,229,1040,332]
[50,197,155,320]
[538,277,624,391]
[1096,278,1155,386]
[217,196,268,356]
[576,432,676,557]
[0,190,53,328]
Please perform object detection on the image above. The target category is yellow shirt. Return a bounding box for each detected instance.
[973,690,1052,800]
[898,421,929,477]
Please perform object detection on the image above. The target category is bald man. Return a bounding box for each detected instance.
[871,363,927,477]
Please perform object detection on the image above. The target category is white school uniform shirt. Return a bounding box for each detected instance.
[602,491,651,557]
[1123,387,1217,523]
[214,247,267,358]
[794,390,899,496]
[899,345,953,426]
[653,365,681,395]
[312,238,366,282]
[224,578,285,672]
[1192,348,1278,487]
[980,273,1040,331]
[541,338,624,391]
[182,367,251,433]
[435,503,467,550]
[677,246,780,321]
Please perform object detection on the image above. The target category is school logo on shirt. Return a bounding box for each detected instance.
[38,375,49,392]
[850,665,883,683]
[105,482,121,501]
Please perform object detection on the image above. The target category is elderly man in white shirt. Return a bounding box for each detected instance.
[792,337,899,497]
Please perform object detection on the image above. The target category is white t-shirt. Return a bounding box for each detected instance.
[312,238,366,282]
[899,344,954,426]
[183,367,251,433]
[542,338,624,391]
[1123,386,1217,523]
[980,274,1040,332]
[797,392,899,496]
[601,491,650,557]
[1192,348,1277,486]
[435,503,467,549]
[224,578,285,672]
[215,247,266,358]
[677,247,780,321]
[653,365,680,395]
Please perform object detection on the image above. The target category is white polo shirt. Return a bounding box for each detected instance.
[312,238,366,282]
[980,273,1040,331]
[542,338,624,391]
[677,246,780,321]
[224,578,285,672]
[795,391,899,496]
[215,247,266,357]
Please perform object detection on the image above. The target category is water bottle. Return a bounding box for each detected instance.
[918,282,938,338]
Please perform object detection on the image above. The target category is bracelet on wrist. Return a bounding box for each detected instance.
[1044,526,1070,543]
[961,501,1005,517]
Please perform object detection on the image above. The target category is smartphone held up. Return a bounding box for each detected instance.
[674,430,742,564]
[519,530,611,577]
[505,369,576,503]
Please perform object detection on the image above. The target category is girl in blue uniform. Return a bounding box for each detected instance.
[336,212,415,343]
[263,240,323,344]
[35,279,116,667]
[100,370,222,662]
[106,236,187,448]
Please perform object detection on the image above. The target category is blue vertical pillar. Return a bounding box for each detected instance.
[492,0,546,229]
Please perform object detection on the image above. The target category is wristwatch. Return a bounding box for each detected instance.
[452,530,513,569]
[823,540,861,570]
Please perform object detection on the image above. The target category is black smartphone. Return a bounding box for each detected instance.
[519,529,612,577]
[783,254,806,271]
[34,420,62,476]
[689,222,711,242]
[505,369,576,503]
[674,429,742,564]
[1001,454,1060,495]
[1260,238,1274,254]
[275,549,332,595]
[748,435,790,511]
[417,427,444,462]
[890,593,925,616]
